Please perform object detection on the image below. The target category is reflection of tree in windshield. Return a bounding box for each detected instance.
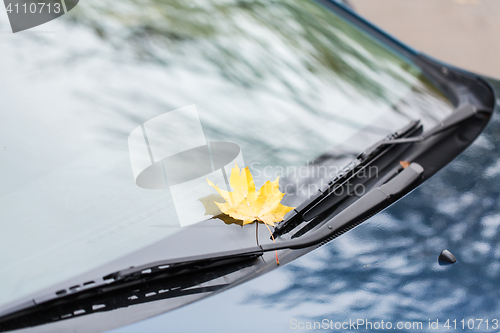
[47,0,455,184]
[244,81,500,324]
[67,0,447,106]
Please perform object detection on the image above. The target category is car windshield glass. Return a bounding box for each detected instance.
[0,0,453,309]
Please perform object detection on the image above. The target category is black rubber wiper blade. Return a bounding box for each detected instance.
[379,103,478,145]
[273,119,423,237]
[115,162,423,277]
[0,252,262,332]
[264,162,424,250]
[0,250,263,327]
[275,103,481,236]
[110,248,264,282]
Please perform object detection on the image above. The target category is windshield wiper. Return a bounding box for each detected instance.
[379,103,478,144]
[274,103,479,235]
[273,118,423,237]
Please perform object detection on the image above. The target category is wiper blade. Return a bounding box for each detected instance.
[108,162,424,281]
[378,104,478,145]
[0,252,261,332]
[110,248,264,282]
[273,118,423,237]
[0,251,262,328]
[275,103,479,236]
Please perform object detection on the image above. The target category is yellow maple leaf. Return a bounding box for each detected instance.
[207,163,294,226]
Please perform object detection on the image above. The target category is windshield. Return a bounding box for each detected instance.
[0,0,453,310]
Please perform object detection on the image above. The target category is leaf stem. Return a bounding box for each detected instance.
[255,222,259,246]
[263,223,279,265]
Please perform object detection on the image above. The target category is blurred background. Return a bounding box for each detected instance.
[350,0,500,79]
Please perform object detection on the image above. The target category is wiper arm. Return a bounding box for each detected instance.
[112,162,424,280]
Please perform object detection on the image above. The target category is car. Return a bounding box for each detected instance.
[0,0,498,332]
